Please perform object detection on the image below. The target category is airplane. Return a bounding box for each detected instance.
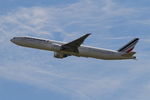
[10,34,139,60]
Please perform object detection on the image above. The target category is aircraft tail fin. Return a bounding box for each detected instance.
[118,38,139,53]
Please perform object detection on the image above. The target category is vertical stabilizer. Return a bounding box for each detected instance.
[118,38,139,53]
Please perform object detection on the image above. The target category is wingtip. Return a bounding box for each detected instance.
[87,33,92,35]
[134,38,139,41]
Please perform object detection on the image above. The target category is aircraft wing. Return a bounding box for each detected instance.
[61,33,91,53]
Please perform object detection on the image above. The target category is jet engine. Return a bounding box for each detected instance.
[54,52,68,58]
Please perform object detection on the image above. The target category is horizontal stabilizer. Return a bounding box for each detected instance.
[122,52,136,57]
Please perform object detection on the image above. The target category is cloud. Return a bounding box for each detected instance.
[0,0,150,100]
[0,0,137,42]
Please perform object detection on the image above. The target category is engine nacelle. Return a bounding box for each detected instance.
[54,52,68,58]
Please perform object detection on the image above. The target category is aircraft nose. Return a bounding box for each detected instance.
[10,37,15,43]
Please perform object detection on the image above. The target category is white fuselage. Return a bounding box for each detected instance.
[11,37,135,60]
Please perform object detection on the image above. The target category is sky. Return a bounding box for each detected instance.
[0,0,150,100]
